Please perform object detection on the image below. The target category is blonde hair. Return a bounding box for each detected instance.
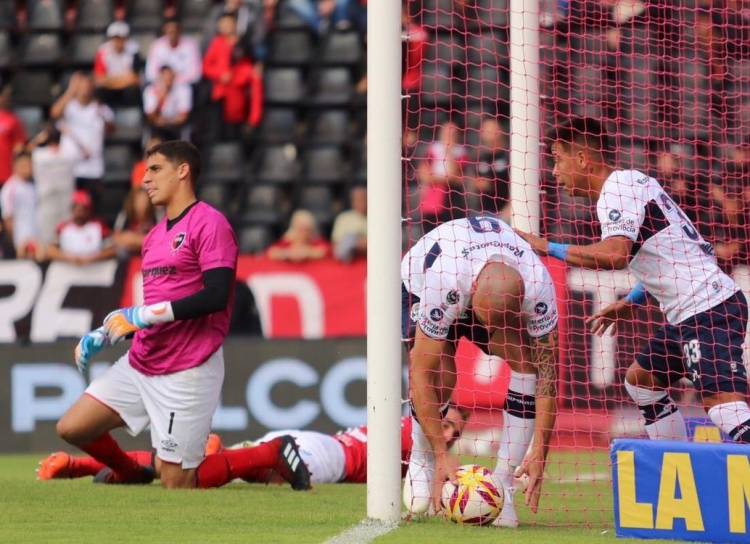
[283,209,319,240]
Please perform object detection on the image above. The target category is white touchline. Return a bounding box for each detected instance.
[323,520,399,544]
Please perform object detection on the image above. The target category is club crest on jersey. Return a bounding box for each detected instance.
[429,308,444,322]
[535,302,548,315]
[171,232,187,251]
[446,290,460,305]
[608,209,622,222]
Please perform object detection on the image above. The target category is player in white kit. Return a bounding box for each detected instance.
[518,117,750,445]
[402,216,560,525]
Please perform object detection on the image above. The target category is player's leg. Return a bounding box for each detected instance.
[56,354,154,483]
[38,450,153,480]
[624,324,688,441]
[472,262,534,528]
[690,292,750,442]
[404,342,457,514]
[138,349,310,490]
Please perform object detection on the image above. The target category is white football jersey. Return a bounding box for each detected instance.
[401,217,558,340]
[597,169,737,324]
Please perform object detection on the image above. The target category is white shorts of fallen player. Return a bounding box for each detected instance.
[253,430,346,484]
[86,348,224,469]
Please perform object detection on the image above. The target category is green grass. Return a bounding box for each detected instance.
[0,452,683,543]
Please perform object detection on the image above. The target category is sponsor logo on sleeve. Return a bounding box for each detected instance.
[608,209,622,222]
[429,308,444,322]
[534,301,548,315]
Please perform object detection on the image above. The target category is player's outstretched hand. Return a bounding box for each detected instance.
[74,327,109,373]
[517,445,547,514]
[585,298,634,337]
[103,303,174,344]
[514,229,549,256]
[432,451,459,514]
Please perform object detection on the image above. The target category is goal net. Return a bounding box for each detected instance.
[402,0,750,527]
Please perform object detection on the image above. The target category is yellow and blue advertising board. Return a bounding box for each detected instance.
[611,439,750,542]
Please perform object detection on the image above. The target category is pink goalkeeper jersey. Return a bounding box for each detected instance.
[129,201,238,375]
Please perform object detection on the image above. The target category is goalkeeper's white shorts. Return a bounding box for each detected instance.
[255,430,346,484]
[86,348,224,469]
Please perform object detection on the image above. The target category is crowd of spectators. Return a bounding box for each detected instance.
[0,0,368,263]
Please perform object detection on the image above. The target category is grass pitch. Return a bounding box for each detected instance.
[0,451,683,543]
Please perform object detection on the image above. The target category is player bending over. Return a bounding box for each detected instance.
[57,140,310,490]
[39,409,468,485]
[518,117,750,444]
[402,216,560,526]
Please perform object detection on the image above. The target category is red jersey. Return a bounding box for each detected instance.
[335,416,413,483]
[0,110,26,183]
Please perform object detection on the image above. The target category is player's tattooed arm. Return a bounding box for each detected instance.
[530,329,559,455]
[520,329,559,513]
[532,329,558,399]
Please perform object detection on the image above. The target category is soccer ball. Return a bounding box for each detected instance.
[441,464,503,525]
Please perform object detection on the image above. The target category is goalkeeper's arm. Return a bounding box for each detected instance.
[104,267,234,343]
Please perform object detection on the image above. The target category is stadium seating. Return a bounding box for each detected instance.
[268,31,313,66]
[76,0,114,32]
[253,144,300,185]
[69,33,104,68]
[103,145,136,184]
[303,146,347,185]
[180,0,214,32]
[127,0,165,31]
[27,0,64,32]
[21,33,63,67]
[242,185,287,227]
[238,225,273,254]
[109,108,144,144]
[264,68,305,106]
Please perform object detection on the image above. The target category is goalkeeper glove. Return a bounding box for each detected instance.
[103,302,175,344]
[74,327,109,373]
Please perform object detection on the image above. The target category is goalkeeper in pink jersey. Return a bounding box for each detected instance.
[56,141,310,490]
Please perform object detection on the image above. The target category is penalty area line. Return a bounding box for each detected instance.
[324,519,399,544]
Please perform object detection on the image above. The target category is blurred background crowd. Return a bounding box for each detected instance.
[1,0,750,274]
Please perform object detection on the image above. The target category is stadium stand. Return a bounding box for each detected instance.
[2,0,746,261]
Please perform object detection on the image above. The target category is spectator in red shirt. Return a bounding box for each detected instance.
[46,190,116,265]
[0,84,27,185]
[402,5,426,92]
[93,21,142,107]
[267,209,331,262]
[203,13,263,140]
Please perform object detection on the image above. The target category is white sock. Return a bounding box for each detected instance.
[494,370,536,488]
[708,401,750,442]
[624,381,687,441]
[410,416,433,462]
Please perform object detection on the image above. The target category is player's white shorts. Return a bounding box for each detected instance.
[256,430,346,484]
[86,348,224,469]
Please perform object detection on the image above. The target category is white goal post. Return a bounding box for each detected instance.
[365,0,542,523]
[366,0,403,523]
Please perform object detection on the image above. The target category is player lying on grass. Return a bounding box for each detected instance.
[39,410,468,484]
[517,117,750,444]
[402,216,560,527]
[58,140,310,490]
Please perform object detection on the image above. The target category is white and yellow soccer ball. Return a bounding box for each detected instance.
[441,464,503,525]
